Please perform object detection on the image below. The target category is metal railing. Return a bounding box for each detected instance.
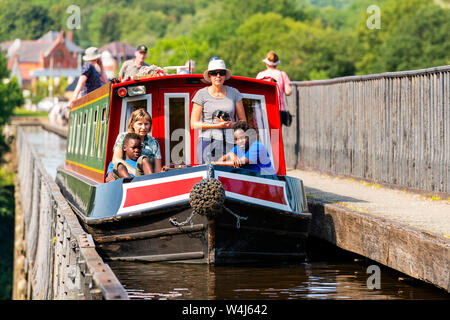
[284,65,450,194]
[13,126,128,300]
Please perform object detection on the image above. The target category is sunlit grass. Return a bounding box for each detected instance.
[0,167,14,186]
[13,107,48,118]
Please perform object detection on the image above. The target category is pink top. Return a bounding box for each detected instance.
[256,68,291,111]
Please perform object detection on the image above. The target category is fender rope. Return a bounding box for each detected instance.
[189,178,225,218]
[188,174,248,228]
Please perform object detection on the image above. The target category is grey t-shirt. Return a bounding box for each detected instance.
[119,59,150,79]
[192,85,243,143]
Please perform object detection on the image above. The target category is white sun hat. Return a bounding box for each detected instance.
[262,58,280,67]
[203,57,232,83]
[83,47,101,61]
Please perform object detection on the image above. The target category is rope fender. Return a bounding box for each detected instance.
[170,166,248,228]
[189,178,225,218]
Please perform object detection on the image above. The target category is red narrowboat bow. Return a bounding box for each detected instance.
[56,72,310,264]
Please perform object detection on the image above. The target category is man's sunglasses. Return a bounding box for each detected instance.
[208,70,227,77]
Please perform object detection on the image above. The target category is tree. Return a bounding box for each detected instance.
[354,0,446,74]
[149,37,209,71]
[0,53,24,163]
[213,12,357,80]
[374,5,450,71]
[0,1,55,41]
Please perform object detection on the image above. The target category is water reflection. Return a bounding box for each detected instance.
[21,125,66,179]
[108,256,449,300]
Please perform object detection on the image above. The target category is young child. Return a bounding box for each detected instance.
[106,133,153,181]
[213,121,276,175]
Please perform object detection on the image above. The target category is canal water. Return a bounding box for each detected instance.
[22,125,449,300]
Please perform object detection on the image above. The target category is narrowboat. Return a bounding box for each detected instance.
[56,71,311,264]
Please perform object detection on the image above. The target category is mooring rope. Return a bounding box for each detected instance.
[171,166,250,229]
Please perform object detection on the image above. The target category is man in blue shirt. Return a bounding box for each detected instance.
[213,121,276,175]
[106,133,153,181]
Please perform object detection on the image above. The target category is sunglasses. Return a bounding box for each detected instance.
[208,70,227,77]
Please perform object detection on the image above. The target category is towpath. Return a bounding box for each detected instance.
[288,169,450,292]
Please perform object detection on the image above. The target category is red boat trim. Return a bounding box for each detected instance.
[117,172,207,215]
[215,171,291,212]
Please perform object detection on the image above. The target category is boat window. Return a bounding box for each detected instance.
[80,111,87,156]
[164,93,190,166]
[68,114,75,154]
[102,106,106,121]
[98,105,107,159]
[85,109,92,156]
[71,114,77,154]
[90,108,98,157]
[120,94,152,133]
[241,94,273,164]
[75,111,82,155]
[242,98,265,133]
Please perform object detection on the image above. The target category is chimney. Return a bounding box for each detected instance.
[56,30,64,43]
[40,51,45,68]
[66,30,73,42]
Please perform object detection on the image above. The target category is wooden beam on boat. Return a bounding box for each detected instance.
[108,251,205,263]
[217,223,308,239]
[93,224,206,244]
[207,220,215,265]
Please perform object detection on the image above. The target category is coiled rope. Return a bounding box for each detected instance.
[170,174,248,228]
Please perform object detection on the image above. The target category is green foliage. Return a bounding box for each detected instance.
[0,52,24,162]
[308,0,357,9]
[355,0,449,74]
[0,152,14,300]
[13,108,48,118]
[149,37,209,71]
[371,3,450,71]
[0,182,14,300]
[0,0,449,80]
[0,0,56,41]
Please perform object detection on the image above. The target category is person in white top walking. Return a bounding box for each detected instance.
[256,51,293,126]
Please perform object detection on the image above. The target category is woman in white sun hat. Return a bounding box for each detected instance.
[69,47,107,108]
[191,57,247,164]
[256,51,292,126]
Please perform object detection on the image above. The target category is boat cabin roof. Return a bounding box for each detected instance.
[65,74,286,183]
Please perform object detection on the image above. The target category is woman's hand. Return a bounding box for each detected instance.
[215,117,233,129]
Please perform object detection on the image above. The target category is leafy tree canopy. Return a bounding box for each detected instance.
[0,0,448,80]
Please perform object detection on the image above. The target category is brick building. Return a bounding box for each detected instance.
[0,30,84,89]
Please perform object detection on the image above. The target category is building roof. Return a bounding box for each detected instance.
[99,41,135,60]
[39,31,84,54]
[0,30,85,63]
[0,41,13,52]
[14,40,55,62]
